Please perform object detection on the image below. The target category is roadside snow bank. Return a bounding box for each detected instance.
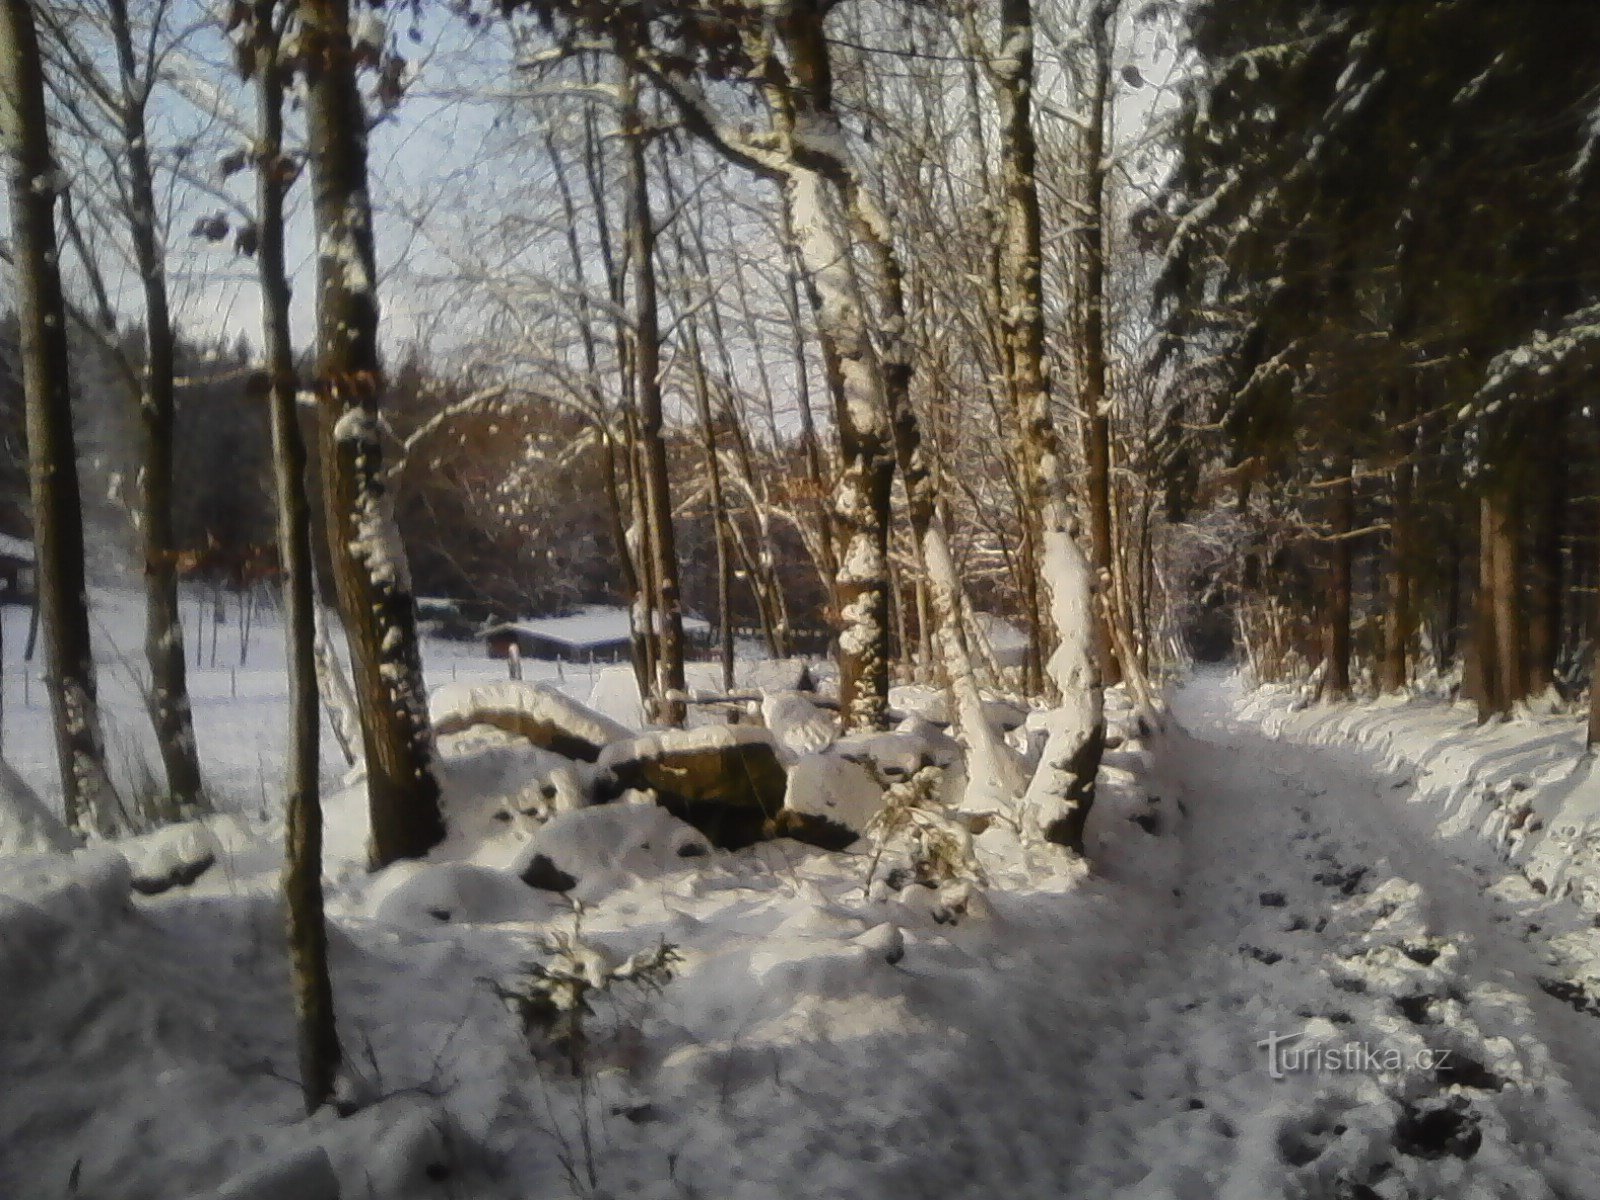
[1234,681,1600,914]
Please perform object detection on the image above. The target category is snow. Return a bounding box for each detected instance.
[507,802,712,906]
[429,678,633,752]
[0,758,76,854]
[780,751,883,840]
[10,588,1600,1196]
[588,658,818,731]
[489,605,710,653]
[595,720,780,771]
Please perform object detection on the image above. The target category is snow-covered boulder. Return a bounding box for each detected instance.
[368,860,562,926]
[596,725,788,848]
[509,804,711,904]
[834,727,961,780]
[771,753,884,850]
[429,680,632,762]
[120,817,254,895]
[0,760,76,855]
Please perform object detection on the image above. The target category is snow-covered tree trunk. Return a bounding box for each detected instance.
[0,0,125,838]
[103,0,206,820]
[847,184,1023,805]
[782,161,894,731]
[763,8,898,730]
[302,0,443,868]
[994,0,1104,850]
[249,0,340,1112]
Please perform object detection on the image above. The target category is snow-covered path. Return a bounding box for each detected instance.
[1064,673,1600,1199]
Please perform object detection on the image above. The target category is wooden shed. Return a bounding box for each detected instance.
[0,533,36,607]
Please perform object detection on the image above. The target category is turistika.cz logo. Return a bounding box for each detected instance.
[1257,1030,1452,1080]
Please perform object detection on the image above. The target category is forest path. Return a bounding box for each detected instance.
[1062,672,1600,1199]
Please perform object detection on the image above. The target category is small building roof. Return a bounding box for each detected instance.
[0,533,34,564]
[486,605,710,650]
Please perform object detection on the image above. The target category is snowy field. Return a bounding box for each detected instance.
[7,601,1600,1199]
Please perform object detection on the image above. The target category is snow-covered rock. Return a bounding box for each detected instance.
[597,725,788,848]
[367,860,561,926]
[429,680,632,761]
[120,817,253,895]
[771,752,883,850]
[508,804,711,905]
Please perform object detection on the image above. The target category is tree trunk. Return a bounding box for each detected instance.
[1379,426,1415,694]
[995,0,1105,850]
[1465,496,1500,720]
[780,172,893,730]
[1527,399,1565,696]
[619,66,687,727]
[1079,7,1121,689]
[302,0,443,868]
[1487,486,1526,711]
[1323,460,1355,700]
[862,212,1024,804]
[104,0,205,820]
[252,0,339,1112]
[684,315,737,693]
[0,0,125,837]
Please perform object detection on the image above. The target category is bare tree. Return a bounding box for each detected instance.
[0,0,126,837]
[240,0,340,1110]
[38,0,208,817]
[994,0,1104,849]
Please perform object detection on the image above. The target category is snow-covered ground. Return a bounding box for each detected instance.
[7,606,1600,1199]
[0,589,1179,1199]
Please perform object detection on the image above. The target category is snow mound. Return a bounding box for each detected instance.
[430,679,633,761]
[120,817,254,895]
[588,660,821,730]
[366,860,563,926]
[0,848,133,980]
[509,803,711,905]
[0,759,76,855]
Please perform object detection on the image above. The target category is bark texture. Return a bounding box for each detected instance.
[302,0,443,867]
[995,0,1104,849]
[104,0,205,819]
[619,65,687,726]
[252,0,339,1112]
[0,0,124,836]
